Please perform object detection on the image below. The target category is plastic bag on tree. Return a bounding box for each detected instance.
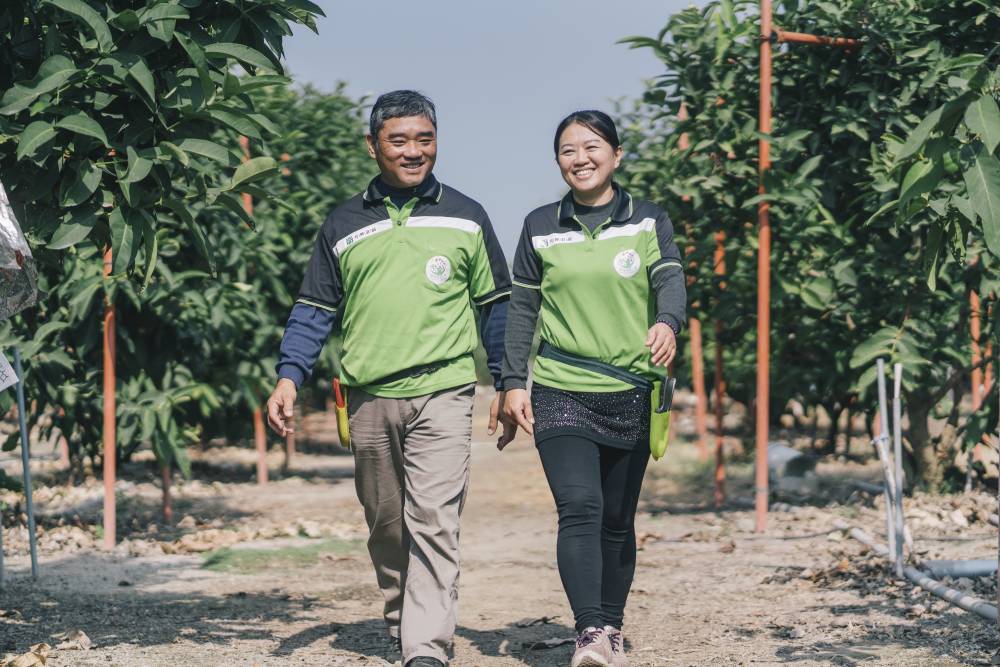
[0,181,38,321]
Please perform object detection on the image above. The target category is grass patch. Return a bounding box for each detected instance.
[202,537,364,574]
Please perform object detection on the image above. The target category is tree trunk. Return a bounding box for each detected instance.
[908,404,943,491]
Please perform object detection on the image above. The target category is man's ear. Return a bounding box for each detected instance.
[365,134,378,159]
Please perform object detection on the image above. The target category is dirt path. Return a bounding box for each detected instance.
[1,394,998,666]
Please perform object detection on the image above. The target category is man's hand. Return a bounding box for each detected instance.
[501,388,533,449]
[488,390,518,450]
[266,379,297,437]
[645,322,677,368]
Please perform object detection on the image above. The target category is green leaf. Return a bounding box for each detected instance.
[59,160,102,207]
[139,4,189,23]
[55,112,109,146]
[897,105,944,161]
[0,55,76,115]
[16,121,57,161]
[215,192,256,230]
[899,159,942,206]
[42,0,114,53]
[964,148,1000,257]
[164,199,215,275]
[156,141,189,167]
[110,9,140,31]
[237,75,292,92]
[137,212,158,292]
[127,57,157,103]
[228,157,278,191]
[206,108,261,139]
[204,43,280,73]
[952,195,976,224]
[174,138,237,166]
[965,93,1000,155]
[124,146,154,184]
[174,33,215,102]
[47,208,97,249]
[110,208,140,275]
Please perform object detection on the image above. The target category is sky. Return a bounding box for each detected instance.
[282,0,702,254]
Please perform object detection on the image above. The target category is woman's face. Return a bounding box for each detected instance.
[556,122,622,198]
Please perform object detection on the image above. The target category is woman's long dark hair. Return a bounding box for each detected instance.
[553,110,621,155]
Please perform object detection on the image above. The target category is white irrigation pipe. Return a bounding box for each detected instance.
[923,560,997,578]
[833,520,998,623]
[892,363,906,579]
[874,359,897,565]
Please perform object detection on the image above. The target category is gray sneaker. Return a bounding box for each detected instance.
[604,626,628,667]
[571,626,611,667]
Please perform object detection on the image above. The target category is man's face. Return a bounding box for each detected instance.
[366,115,437,189]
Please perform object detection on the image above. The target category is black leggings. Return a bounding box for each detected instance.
[537,435,650,632]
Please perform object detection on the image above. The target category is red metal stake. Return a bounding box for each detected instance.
[756,0,774,533]
[755,5,860,532]
[677,103,710,462]
[973,289,984,409]
[240,135,269,485]
[102,248,116,550]
[161,465,173,524]
[714,232,727,508]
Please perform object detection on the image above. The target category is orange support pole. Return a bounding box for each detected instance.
[713,231,727,508]
[161,465,173,524]
[677,103,710,462]
[972,289,984,410]
[689,319,709,462]
[755,0,774,533]
[240,135,269,485]
[102,248,116,550]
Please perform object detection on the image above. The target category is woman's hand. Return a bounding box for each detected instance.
[500,388,534,449]
[645,322,677,368]
[488,390,518,450]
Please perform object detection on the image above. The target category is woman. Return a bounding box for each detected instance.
[499,110,685,667]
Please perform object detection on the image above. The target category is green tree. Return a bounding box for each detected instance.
[621,0,1000,488]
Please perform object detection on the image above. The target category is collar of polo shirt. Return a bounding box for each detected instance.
[556,182,633,225]
[362,174,444,206]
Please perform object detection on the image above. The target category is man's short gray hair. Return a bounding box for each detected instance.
[369,90,437,138]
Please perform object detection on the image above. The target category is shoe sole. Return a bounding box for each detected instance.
[571,652,610,667]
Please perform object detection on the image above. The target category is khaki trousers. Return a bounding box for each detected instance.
[348,383,474,665]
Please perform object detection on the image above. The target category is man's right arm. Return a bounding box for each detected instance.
[268,220,343,435]
[275,303,338,388]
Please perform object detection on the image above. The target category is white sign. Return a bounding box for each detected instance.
[0,351,18,392]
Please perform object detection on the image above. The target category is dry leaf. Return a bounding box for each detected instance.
[54,630,92,651]
[1,643,50,667]
[524,637,574,650]
[515,616,559,628]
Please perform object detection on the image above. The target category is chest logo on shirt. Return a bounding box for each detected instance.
[426,255,452,285]
[613,249,641,278]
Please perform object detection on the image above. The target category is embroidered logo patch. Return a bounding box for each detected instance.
[426,255,452,285]
[613,249,641,278]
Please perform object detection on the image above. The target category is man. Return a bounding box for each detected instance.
[266,90,513,667]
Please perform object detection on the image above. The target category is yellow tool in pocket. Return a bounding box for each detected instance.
[333,378,351,451]
[649,377,676,461]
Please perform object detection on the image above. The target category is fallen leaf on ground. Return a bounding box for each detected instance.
[53,630,92,651]
[524,637,574,650]
[515,616,559,628]
[1,643,50,667]
[719,540,736,554]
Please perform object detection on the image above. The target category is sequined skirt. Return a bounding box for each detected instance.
[531,384,650,450]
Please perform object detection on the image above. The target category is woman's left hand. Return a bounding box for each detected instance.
[645,322,676,368]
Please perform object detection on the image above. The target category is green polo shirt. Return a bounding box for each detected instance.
[511,185,683,392]
[298,175,511,397]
